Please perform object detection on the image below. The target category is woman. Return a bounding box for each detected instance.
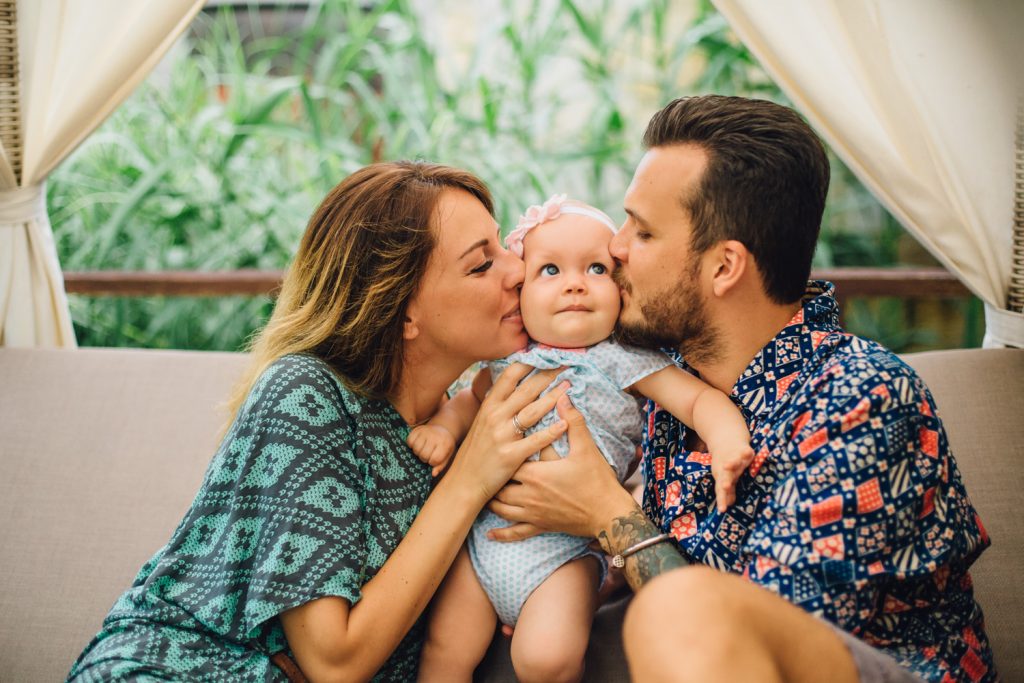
[68,162,569,682]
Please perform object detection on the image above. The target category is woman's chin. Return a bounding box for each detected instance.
[489,329,529,359]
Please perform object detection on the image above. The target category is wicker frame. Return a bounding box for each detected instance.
[0,0,20,185]
[1009,101,1024,312]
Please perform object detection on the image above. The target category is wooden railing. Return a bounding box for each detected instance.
[63,270,285,297]
[62,267,972,301]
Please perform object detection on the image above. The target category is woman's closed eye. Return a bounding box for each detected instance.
[540,264,559,277]
[469,259,494,275]
[588,263,608,275]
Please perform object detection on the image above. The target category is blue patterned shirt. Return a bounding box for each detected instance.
[641,281,995,682]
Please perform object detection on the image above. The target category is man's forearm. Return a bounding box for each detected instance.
[596,506,688,590]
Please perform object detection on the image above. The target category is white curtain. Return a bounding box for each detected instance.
[712,0,1024,348]
[0,0,204,347]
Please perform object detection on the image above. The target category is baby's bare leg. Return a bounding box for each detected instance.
[510,556,600,683]
[418,546,497,683]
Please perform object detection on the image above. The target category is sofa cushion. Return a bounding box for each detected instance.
[902,349,1024,681]
[0,347,1020,682]
[0,348,248,682]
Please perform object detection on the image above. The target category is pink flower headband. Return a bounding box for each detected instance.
[505,193,618,258]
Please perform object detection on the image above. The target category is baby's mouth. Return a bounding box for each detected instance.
[559,304,591,313]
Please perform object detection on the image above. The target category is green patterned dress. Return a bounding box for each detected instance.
[68,354,433,682]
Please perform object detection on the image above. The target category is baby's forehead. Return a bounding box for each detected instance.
[522,216,613,259]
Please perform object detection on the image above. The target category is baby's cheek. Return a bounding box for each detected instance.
[600,283,623,316]
[521,277,559,308]
[518,287,548,339]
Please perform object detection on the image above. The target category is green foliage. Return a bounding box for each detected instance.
[49,0,978,351]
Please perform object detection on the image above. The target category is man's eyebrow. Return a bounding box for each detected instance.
[459,238,488,259]
[624,208,650,228]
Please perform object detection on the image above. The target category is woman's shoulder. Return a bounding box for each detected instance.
[243,353,375,423]
[222,354,400,468]
[265,352,335,377]
[254,353,339,397]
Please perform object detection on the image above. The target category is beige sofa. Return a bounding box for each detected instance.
[1,347,1021,682]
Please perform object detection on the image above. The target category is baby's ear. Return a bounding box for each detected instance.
[710,239,748,297]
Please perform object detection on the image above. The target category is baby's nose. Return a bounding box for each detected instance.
[564,275,586,293]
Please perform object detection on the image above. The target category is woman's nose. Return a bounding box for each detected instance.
[501,251,525,289]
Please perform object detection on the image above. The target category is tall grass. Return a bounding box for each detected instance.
[48,0,978,351]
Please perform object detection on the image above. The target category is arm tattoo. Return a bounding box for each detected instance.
[597,508,687,589]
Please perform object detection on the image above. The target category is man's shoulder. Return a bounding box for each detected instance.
[808,332,927,400]
[780,333,942,465]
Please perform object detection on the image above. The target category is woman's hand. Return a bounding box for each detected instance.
[487,395,637,539]
[283,366,567,681]
[444,363,570,504]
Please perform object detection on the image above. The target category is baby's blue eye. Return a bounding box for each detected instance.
[588,263,608,275]
[541,264,559,276]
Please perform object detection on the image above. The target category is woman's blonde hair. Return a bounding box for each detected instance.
[226,161,494,419]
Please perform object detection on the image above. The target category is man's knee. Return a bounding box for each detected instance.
[627,566,735,622]
[624,566,751,655]
[624,566,789,683]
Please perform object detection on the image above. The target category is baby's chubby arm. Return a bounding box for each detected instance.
[408,369,494,477]
[630,366,753,512]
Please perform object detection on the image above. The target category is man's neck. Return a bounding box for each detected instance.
[689,299,802,395]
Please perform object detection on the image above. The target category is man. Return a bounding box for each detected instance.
[490,96,994,682]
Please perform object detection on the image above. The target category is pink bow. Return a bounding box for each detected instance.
[505,193,568,257]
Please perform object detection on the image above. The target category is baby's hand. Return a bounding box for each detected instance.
[407,424,456,477]
[710,441,755,513]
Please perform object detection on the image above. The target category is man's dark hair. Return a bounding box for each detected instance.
[643,95,830,304]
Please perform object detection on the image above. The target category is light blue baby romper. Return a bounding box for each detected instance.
[468,338,671,625]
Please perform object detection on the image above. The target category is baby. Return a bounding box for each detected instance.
[411,195,753,683]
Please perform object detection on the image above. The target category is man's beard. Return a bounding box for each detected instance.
[614,258,722,366]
